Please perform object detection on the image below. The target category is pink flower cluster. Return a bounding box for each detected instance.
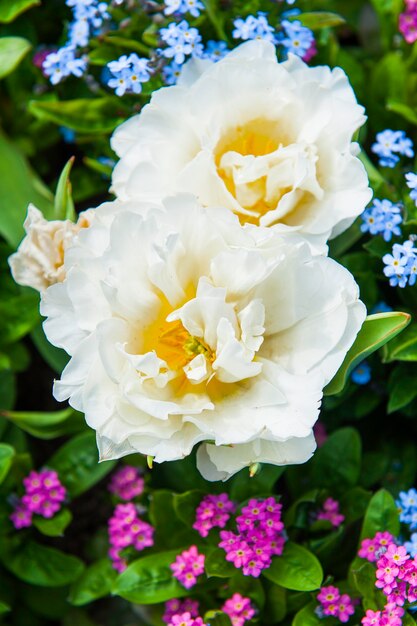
[219,497,286,578]
[108,465,145,501]
[10,469,66,529]
[108,503,154,572]
[316,586,355,623]
[358,535,417,624]
[193,493,236,538]
[362,605,404,626]
[170,546,205,589]
[358,532,396,563]
[399,0,417,44]
[163,599,200,624]
[317,498,345,528]
[222,593,256,626]
[167,614,206,626]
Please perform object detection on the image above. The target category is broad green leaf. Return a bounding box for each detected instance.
[113,550,189,604]
[350,561,383,611]
[69,558,116,606]
[383,321,417,362]
[311,428,361,491]
[48,431,116,497]
[0,0,39,22]
[0,37,31,79]
[297,11,346,30]
[340,487,372,525]
[0,539,84,587]
[29,98,127,134]
[0,133,53,247]
[328,221,363,259]
[388,364,417,412]
[292,602,321,626]
[2,407,84,439]
[0,443,14,484]
[263,542,323,592]
[33,508,72,537]
[54,157,75,221]
[324,312,411,395]
[360,489,400,542]
[205,547,236,578]
[404,613,417,625]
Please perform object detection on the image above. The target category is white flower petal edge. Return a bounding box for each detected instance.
[8,204,94,292]
[110,40,372,252]
[40,194,366,481]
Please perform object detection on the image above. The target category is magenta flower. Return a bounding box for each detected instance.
[222,593,255,626]
[108,465,145,501]
[108,503,154,572]
[193,493,235,538]
[170,546,205,589]
[317,498,345,528]
[10,469,66,530]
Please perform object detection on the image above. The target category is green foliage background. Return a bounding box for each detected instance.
[1,0,417,624]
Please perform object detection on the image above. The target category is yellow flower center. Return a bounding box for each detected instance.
[214,118,292,225]
[154,319,213,371]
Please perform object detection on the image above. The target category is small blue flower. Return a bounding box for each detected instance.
[204,40,229,62]
[404,532,417,557]
[278,19,315,58]
[372,129,414,168]
[383,240,417,288]
[59,127,76,143]
[162,60,183,85]
[232,13,276,43]
[397,489,417,529]
[361,199,403,242]
[159,20,203,65]
[371,301,393,314]
[164,0,204,18]
[351,361,371,385]
[406,172,417,206]
[42,45,87,84]
[106,53,151,96]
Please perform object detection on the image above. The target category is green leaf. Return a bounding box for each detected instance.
[0,443,14,484]
[328,221,363,259]
[1,407,84,439]
[0,37,31,79]
[350,561,382,610]
[0,539,84,587]
[388,364,417,412]
[205,547,236,578]
[0,0,39,22]
[0,291,40,346]
[387,100,417,125]
[149,490,189,548]
[113,550,189,604]
[172,490,205,527]
[311,428,361,491]
[69,558,116,606]
[48,431,116,497]
[296,11,346,30]
[0,601,10,614]
[0,133,53,247]
[360,489,400,542]
[324,312,411,395]
[383,321,417,362]
[263,542,323,592]
[28,98,127,134]
[54,157,75,221]
[292,602,321,626]
[33,508,72,537]
[203,612,232,626]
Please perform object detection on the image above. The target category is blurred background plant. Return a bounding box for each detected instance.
[1,0,417,625]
